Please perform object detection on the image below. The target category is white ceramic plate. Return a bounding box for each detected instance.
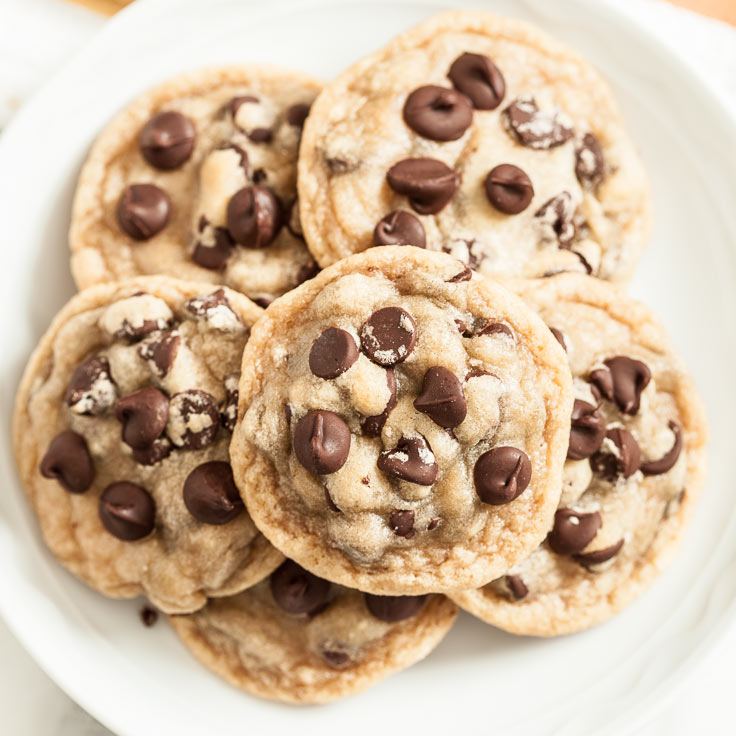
[1,0,735,734]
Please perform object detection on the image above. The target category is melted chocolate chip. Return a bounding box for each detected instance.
[192,227,234,270]
[226,186,282,248]
[474,446,532,505]
[183,461,243,525]
[403,85,473,141]
[378,436,438,486]
[547,508,602,555]
[65,356,116,415]
[427,517,440,531]
[590,427,641,480]
[386,158,461,215]
[185,288,241,327]
[270,560,331,615]
[229,95,259,117]
[248,127,272,143]
[414,366,467,428]
[364,594,427,622]
[167,390,220,450]
[360,306,417,367]
[447,265,472,282]
[641,421,683,475]
[535,192,577,247]
[504,96,573,149]
[549,327,567,352]
[484,164,534,214]
[293,410,351,475]
[505,575,528,601]
[138,111,195,170]
[321,648,352,669]
[373,210,426,248]
[309,328,359,379]
[98,482,155,541]
[568,399,606,460]
[389,509,415,538]
[575,133,606,188]
[115,387,169,450]
[591,357,651,415]
[448,52,505,110]
[285,102,311,129]
[361,369,397,437]
[117,184,171,241]
[39,430,95,493]
[138,332,180,377]
[477,321,514,339]
[574,538,624,568]
[132,438,172,466]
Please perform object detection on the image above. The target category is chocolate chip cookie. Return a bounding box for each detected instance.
[70,66,321,306]
[451,274,707,635]
[299,11,650,282]
[169,559,457,703]
[13,278,283,614]
[230,246,573,595]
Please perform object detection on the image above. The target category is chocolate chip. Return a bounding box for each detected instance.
[414,366,467,428]
[574,538,624,568]
[504,96,573,149]
[226,186,282,248]
[167,390,220,450]
[575,133,606,188]
[361,369,397,437]
[185,288,241,329]
[140,606,158,627]
[403,85,473,141]
[286,103,311,129]
[248,127,272,143]
[484,164,534,214]
[114,316,170,343]
[373,210,426,248]
[641,421,682,475]
[183,461,243,525]
[138,111,195,170]
[98,482,155,541]
[115,387,169,450]
[378,435,438,486]
[270,560,331,615]
[293,410,351,475]
[591,357,651,415]
[309,328,359,379]
[549,327,567,352]
[252,168,267,184]
[427,517,440,531]
[364,594,427,622]
[324,486,341,513]
[117,184,171,241]
[360,306,417,367]
[447,265,472,282]
[285,197,304,240]
[547,508,602,555]
[39,430,95,493]
[474,446,532,505]
[389,509,415,538]
[448,52,505,110]
[65,356,116,415]
[568,399,606,460]
[535,192,577,247]
[477,321,514,339]
[505,575,528,601]
[192,227,234,270]
[132,438,172,466]
[229,95,259,117]
[220,380,238,432]
[284,404,292,427]
[321,648,352,669]
[296,259,320,285]
[138,332,180,377]
[590,427,641,480]
[386,158,460,215]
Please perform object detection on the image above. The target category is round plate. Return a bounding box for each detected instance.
[1,0,734,734]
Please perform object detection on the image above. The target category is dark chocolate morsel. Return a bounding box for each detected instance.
[39,430,95,493]
[321,648,352,669]
[505,575,528,601]
[138,331,180,377]
[309,328,359,379]
[474,446,532,505]
[447,265,472,282]
[270,560,331,615]
[590,427,641,480]
[386,158,461,215]
[192,227,234,270]
[98,482,155,541]
[535,191,577,247]
[594,357,651,415]
[403,85,473,141]
[547,508,602,555]
[65,356,116,415]
[641,421,683,475]
[248,127,272,143]
[286,102,311,129]
[378,436,438,486]
[132,438,172,466]
[448,52,505,110]
[115,387,169,450]
[568,399,606,460]
[364,593,427,622]
[167,390,220,450]
[373,210,426,248]
[226,186,282,248]
[478,321,514,339]
[484,164,534,214]
[138,111,195,170]
[293,410,351,475]
[504,96,573,149]
[413,366,467,428]
[183,461,243,525]
[574,538,624,568]
[117,184,171,241]
[575,132,606,188]
[361,369,397,437]
[360,306,417,366]
[389,509,415,538]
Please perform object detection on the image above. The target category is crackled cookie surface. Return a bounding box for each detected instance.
[170,558,457,703]
[13,278,283,614]
[71,67,321,305]
[299,11,649,283]
[451,275,707,635]
[231,247,573,595]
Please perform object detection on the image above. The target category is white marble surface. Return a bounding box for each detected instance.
[1,1,734,734]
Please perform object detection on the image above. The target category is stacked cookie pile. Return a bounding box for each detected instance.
[12,11,707,704]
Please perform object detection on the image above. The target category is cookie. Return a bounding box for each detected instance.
[169,558,458,703]
[13,277,283,614]
[299,11,650,283]
[70,66,321,306]
[230,246,573,595]
[451,274,707,635]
